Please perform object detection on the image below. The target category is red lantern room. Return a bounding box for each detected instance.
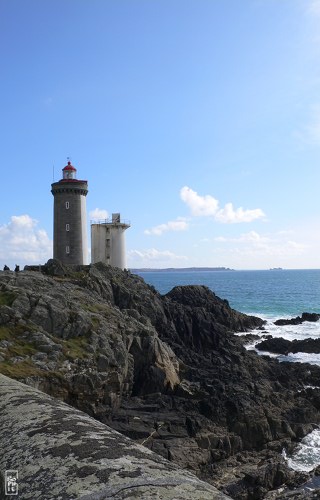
[63,161,77,180]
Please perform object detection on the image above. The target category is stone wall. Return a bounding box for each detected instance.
[0,374,230,499]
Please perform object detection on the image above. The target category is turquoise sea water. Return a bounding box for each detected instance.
[136,269,320,317]
[136,268,320,473]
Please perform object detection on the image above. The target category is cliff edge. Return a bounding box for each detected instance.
[1,260,320,498]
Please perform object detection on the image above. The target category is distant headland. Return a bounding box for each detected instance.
[130,267,234,272]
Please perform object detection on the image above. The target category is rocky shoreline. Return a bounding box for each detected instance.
[1,260,320,498]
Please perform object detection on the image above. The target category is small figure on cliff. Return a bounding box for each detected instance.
[3,265,10,271]
[14,265,20,273]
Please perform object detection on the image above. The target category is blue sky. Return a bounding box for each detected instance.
[1,0,320,269]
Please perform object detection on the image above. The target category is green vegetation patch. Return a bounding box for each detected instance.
[8,343,37,357]
[0,320,91,365]
[81,302,114,321]
[0,291,17,306]
[91,316,100,329]
[63,335,90,361]
[0,325,25,341]
[82,302,108,313]
[69,270,88,280]
[0,326,13,342]
[0,359,42,379]
[0,326,38,358]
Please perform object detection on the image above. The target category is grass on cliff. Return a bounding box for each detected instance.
[82,302,113,315]
[0,360,67,381]
[0,359,42,379]
[52,270,89,286]
[80,301,115,330]
[0,325,38,359]
[62,336,90,361]
[0,322,91,379]
[0,323,90,361]
[0,291,17,306]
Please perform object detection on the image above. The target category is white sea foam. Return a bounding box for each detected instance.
[238,315,320,366]
[250,314,320,342]
[243,315,320,471]
[284,429,320,472]
[281,352,320,367]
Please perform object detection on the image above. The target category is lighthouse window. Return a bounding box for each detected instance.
[66,224,70,231]
[66,246,70,254]
[65,201,70,209]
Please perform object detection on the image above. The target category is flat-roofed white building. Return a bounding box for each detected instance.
[91,213,130,269]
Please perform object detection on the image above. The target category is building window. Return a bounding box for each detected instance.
[66,246,70,254]
[65,201,70,209]
[66,224,70,231]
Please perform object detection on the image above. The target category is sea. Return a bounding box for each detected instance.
[136,268,320,473]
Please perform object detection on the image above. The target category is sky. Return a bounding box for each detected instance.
[1,0,320,270]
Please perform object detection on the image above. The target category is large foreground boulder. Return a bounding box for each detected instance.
[0,374,229,499]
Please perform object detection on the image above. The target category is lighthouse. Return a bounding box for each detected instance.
[51,161,88,265]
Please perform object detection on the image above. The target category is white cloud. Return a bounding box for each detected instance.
[89,208,109,220]
[213,230,306,258]
[214,236,227,242]
[214,231,269,245]
[180,186,219,216]
[237,231,270,243]
[128,248,188,267]
[144,217,189,236]
[180,186,265,223]
[215,203,265,224]
[0,215,52,267]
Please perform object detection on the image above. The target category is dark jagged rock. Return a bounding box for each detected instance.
[264,466,320,498]
[237,333,269,346]
[256,337,320,355]
[302,312,320,322]
[256,337,292,354]
[0,260,320,498]
[224,458,295,499]
[274,313,320,326]
[162,285,263,354]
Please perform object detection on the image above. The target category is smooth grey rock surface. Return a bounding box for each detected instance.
[0,374,230,499]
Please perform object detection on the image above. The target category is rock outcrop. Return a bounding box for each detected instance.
[1,260,320,499]
[274,313,320,326]
[256,337,320,355]
[0,373,229,499]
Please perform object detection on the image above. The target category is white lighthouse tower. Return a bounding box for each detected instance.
[91,214,130,269]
